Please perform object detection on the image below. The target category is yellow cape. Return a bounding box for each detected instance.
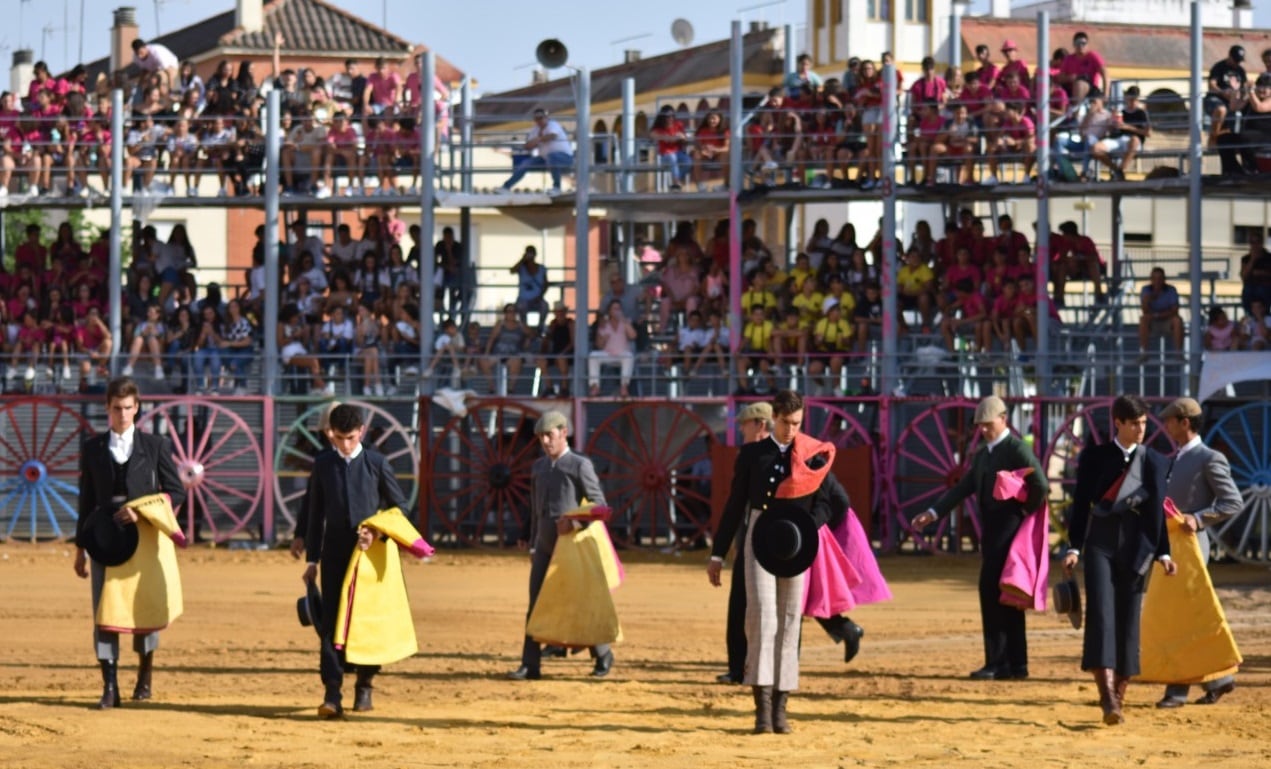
[526,521,623,647]
[1136,513,1242,684]
[96,494,185,633]
[333,508,429,666]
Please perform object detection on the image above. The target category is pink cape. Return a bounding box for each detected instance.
[803,508,893,617]
[994,469,1050,611]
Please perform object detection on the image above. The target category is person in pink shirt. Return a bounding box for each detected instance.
[941,280,988,353]
[363,113,396,194]
[588,299,638,398]
[404,60,449,146]
[910,103,948,186]
[1057,31,1107,101]
[974,45,1000,93]
[993,71,1032,117]
[319,111,364,196]
[984,246,1014,300]
[960,70,996,129]
[990,280,1021,349]
[364,57,402,116]
[998,40,1031,91]
[11,309,47,374]
[985,102,1035,185]
[74,306,113,384]
[394,116,421,191]
[26,61,70,110]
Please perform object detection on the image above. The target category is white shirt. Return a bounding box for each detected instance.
[531,119,573,156]
[985,430,1010,453]
[1174,434,1202,460]
[109,425,136,464]
[135,43,179,73]
[678,326,711,351]
[338,443,364,464]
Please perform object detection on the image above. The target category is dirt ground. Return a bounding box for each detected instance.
[1,545,1268,769]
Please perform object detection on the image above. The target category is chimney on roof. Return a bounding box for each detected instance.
[11,49,34,105]
[531,68,548,85]
[1233,0,1253,29]
[990,0,1011,18]
[111,7,139,75]
[237,0,264,34]
[624,50,641,64]
[749,21,769,33]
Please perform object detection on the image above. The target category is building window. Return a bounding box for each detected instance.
[815,0,826,27]
[1233,225,1271,246]
[905,0,928,22]
[866,0,890,21]
[831,0,843,24]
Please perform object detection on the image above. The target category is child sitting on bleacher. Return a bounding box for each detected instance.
[1204,306,1238,352]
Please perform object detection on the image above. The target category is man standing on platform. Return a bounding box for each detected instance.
[1063,394,1176,725]
[910,395,1046,681]
[1154,397,1242,709]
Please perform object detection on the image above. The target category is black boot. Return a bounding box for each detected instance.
[133,652,153,701]
[843,619,864,664]
[752,686,773,734]
[772,690,791,734]
[353,669,374,712]
[318,681,344,719]
[97,660,120,709]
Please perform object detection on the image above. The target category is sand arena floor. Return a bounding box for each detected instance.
[1,544,1269,769]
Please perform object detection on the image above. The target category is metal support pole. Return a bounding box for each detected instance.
[880,63,898,395]
[622,78,636,195]
[108,88,124,375]
[1187,1,1204,393]
[950,5,962,69]
[571,68,593,403]
[784,23,795,78]
[263,89,281,395]
[1110,193,1124,302]
[461,78,473,194]
[1035,12,1051,396]
[728,21,744,431]
[419,51,437,393]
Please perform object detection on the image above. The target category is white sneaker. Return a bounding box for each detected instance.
[323,382,336,396]
[4,368,15,381]
[122,364,134,376]
[0,185,8,197]
[187,187,199,197]
[28,185,40,196]
[314,183,331,199]
[62,365,72,380]
[981,175,999,186]
[762,161,779,171]
[155,366,165,381]
[24,366,36,380]
[547,187,561,195]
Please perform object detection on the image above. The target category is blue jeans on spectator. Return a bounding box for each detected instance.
[221,346,253,388]
[502,151,574,190]
[192,346,222,390]
[659,150,692,186]
[322,339,354,358]
[165,341,191,390]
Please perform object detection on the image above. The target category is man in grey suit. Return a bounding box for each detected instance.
[1156,397,1244,709]
[508,410,614,680]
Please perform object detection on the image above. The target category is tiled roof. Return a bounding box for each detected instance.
[960,17,1271,72]
[80,0,462,85]
[475,27,784,122]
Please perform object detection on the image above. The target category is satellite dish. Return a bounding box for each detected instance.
[536,39,569,69]
[671,18,694,47]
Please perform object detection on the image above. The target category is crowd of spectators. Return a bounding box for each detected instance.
[0,34,445,198]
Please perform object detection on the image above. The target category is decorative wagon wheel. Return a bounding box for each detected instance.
[0,398,95,542]
[1042,398,1173,540]
[801,397,884,529]
[427,398,543,547]
[585,402,714,549]
[1206,401,1271,563]
[137,398,266,543]
[274,400,420,538]
[889,399,984,553]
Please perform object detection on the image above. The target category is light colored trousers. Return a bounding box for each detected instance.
[743,508,804,690]
[587,351,634,387]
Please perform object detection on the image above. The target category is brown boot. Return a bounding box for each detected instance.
[1093,668,1123,725]
[771,690,791,734]
[97,660,120,709]
[132,652,153,701]
[752,686,773,734]
[1113,674,1130,712]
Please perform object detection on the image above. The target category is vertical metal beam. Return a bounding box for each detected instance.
[420,51,437,393]
[728,21,744,430]
[880,63,898,395]
[108,88,124,374]
[461,77,473,194]
[1187,1,1204,392]
[950,3,963,69]
[622,78,636,195]
[1035,12,1051,396]
[571,68,593,403]
[784,23,795,78]
[263,89,281,395]
[1110,193,1124,302]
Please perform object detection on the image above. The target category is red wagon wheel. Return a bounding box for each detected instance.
[0,398,95,542]
[137,398,266,543]
[585,402,715,549]
[427,398,543,547]
[801,396,883,512]
[889,399,984,552]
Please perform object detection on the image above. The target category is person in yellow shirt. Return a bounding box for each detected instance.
[790,278,826,326]
[787,252,815,294]
[822,275,856,319]
[771,308,809,370]
[897,248,936,331]
[737,306,776,394]
[809,299,853,391]
[741,271,779,316]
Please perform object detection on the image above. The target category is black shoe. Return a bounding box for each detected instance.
[591,650,614,678]
[969,666,1006,680]
[1195,681,1235,704]
[716,672,743,684]
[353,686,373,712]
[542,645,568,658]
[97,660,121,710]
[843,621,864,664]
[507,666,541,681]
[1156,696,1186,709]
[132,651,153,701]
[1007,668,1029,680]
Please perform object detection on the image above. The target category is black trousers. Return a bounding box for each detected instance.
[520,545,610,671]
[979,546,1027,672]
[1081,513,1146,675]
[319,532,379,692]
[725,552,747,679]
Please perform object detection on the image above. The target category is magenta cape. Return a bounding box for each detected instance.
[994,469,1050,611]
[803,507,892,617]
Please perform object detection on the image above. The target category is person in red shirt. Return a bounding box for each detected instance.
[941,279,988,354]
[693,110,729,187]
[941,245,984,313]
[998,40,1032,91]
[15,224,48,272]
[990,280,1021,349]
[993,71,1032,117]
[1057,31,1107,102]
[961,70,996,130]
[985,102,1035,185]
[995,215,1031,265]
[650,105,691,190]
[1055,220,1106,305]
[320,111,364,197]
[854,60,884,189]
[909,102,947,186]
[984,246,1014,300]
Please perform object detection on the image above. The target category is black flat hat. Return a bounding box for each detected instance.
[296,581,322,634]
[751,506,819,579]
[1053,579,1082,629]
[81,509,139,567]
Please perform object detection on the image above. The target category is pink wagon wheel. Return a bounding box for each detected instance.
[585,402,715,549]
[136,398,266,543]
[0,398,95,542]
[801,397,883,517]
[1042,398,1173,537]
[427,398,543,547]
[889,399,984,553]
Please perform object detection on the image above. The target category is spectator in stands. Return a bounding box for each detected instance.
[792,264,825,323]
[897,248,936,331]
[939,102,978,185]
[771,308,808,372]
[280,303,331,395]
[1239,229,1271,315]
[318,303,355,366]
[74,306,112,389]
[1219,73,1271,176]
[479,304,532,394]
[364,57,402,115]
[131,39,180,96]
[1056,31,1107,102]
[175,61,205,112]
[511,245,549,334]
[164,305,197,394]
[1091,86,1151,181]
[999,39,1031,91]
[191,303,225,393]
[784,53,822,99]
[990,280,1021,351]
[961,70,995,130]
[658,248,702,333]
[853,282,883,353]
[536,302,574,396]
[501,108,574,194]
[167,118,201,195]
[601,272,644,326]
[1055,220,1105,305]
[354,304,385,395]
[736,305,776,395]
[317,111,363,197]
[650,105,692,190]
[353,252,391,315]
[693,309,730,375]
[941,279,988,354]
[282,111,327,194]
[204,61,240,115]
[1203,306,1238,352]
[909,102,946,186]
[676,309,710,375]
[588,299,637,398]
[1072,90,1115,180]
[853,61,883,190]
[1138,267,1184,357]
[984,101,1035,186]
[122,302,166,380]
[974,44,1000,91]
[200,114,237,197]
[1239,299,1269,350]
[692,110,729,188]
[1206,45,1248,148]
[10,310,46,378]
[808,298,852,391]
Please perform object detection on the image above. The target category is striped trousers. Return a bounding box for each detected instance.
[743,508,804,690]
